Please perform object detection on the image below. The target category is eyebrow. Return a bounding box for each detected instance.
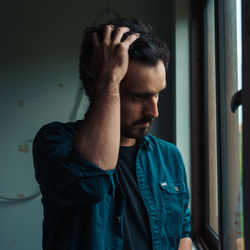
[130,85,167,96]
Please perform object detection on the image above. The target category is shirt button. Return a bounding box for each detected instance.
[175,186,179,192]
[117,216,121,223]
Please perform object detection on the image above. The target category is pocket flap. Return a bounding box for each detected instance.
[159,181,186,194]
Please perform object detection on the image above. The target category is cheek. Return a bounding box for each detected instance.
[120,101,143,117]
[121,107,140,123]
[125,108,140,117]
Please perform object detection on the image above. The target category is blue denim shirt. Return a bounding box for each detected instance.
[33,121,191,250]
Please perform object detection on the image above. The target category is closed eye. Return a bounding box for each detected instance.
[133,94,143,100]
[131,93,159,102]
[130,94,144,101]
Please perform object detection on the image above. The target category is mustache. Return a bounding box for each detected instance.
[132,117,153,126]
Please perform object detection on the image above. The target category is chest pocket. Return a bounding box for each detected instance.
[159,181,186,237]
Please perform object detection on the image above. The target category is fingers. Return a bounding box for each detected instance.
[92,32,99,48]
[112,27,130,44]
[92,25,114,48]
[122,33,140,47]
[92,25,140,48]
[103,25,114,45]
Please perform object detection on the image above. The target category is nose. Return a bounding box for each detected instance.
[143,96,159,118]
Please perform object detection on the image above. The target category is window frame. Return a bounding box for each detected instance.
[242,0,250,249]
[191,0,250,249]
[190,0,218,248]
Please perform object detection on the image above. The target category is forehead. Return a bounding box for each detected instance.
[120,60,166,94]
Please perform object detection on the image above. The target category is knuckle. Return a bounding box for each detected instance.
[117,26,129,33]
[102,40,109,47]
[105,25,114,30]
[116,27,123,32]
[129,33,139,41]
[117,43,128,50]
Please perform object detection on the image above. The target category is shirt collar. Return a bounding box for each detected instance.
[140,135,153,150]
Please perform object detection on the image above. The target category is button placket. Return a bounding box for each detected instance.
[117,216,121,224]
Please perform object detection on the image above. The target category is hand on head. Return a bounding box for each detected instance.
[88,25,140,84]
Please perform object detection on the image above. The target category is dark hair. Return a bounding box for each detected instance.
[79,18,170,99]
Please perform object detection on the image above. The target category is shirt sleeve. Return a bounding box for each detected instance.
[175,147,192,238]
[33,122,115,205]
[181,202,192,238]
[181,187,192,238]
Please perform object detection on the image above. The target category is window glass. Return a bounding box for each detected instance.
[222,0,243,249]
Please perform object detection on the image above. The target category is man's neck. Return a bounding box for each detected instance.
[120,136,136,147]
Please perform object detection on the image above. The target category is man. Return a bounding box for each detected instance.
[33,18,192,250]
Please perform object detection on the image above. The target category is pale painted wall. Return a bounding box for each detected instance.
[175,0,191,199]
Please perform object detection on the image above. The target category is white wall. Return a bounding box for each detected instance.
[175,0,191,197]
[175,8,196,250]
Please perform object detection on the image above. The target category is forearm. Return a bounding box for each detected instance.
[72,25,139,171]
[178,237,192,250]
[72,78,121,171]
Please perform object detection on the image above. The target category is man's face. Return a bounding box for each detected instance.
[120,60,166,146]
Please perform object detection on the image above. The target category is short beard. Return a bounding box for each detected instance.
[121,117,153,139]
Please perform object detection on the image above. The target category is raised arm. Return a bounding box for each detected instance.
[72,25,139,171]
